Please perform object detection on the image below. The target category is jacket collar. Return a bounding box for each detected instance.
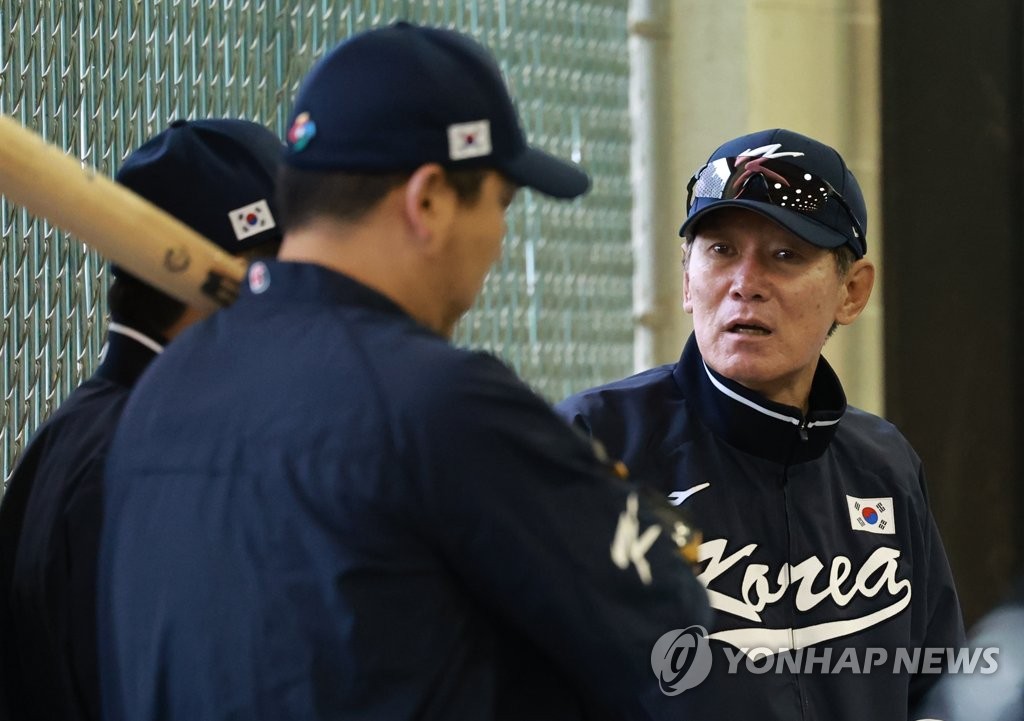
[240,260,412,319]
[94,323,163,388]
[672,333,846,464]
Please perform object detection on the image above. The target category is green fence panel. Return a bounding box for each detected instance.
[0,0,632,487]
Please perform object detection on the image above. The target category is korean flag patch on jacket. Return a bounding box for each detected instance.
[846,495,895,535]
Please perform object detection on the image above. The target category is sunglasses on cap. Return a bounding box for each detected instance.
[685,155,865,245]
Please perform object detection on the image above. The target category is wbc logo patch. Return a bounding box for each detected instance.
[229,199,276,241]
[248,260,270,294]
[846,495,895,535]
[448,120,492,160]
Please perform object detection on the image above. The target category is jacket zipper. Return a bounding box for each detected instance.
[782,463,808,718]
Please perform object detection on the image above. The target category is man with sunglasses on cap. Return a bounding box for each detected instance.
[96,22,710,721]
[558,128,964,719]
[0,118,284,721]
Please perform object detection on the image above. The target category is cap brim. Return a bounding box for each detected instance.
[679,199,865,257]
[500,147,590,199]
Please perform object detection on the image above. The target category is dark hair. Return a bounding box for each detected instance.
[825,245,856,337]
[108,240,281,338]
[276,166,488,230]
[831,244,855,277]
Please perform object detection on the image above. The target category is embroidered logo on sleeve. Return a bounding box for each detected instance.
[611,492,663,585]
[846,495,895,535]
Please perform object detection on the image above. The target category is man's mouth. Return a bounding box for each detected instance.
[728,323,771,336]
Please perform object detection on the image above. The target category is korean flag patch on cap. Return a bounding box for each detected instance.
[229,199,277,241]
[448,120,492,161]
[846,495,895,535]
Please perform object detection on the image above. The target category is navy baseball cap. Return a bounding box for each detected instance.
[679,128,868,258]
[283,22,590,199]
[114,118,284,277]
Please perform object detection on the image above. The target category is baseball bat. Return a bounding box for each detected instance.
[0,114,247,312]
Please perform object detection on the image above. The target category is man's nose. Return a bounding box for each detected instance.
[729,254,769,301]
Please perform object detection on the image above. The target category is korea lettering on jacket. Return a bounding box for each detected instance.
[557,335,965,721]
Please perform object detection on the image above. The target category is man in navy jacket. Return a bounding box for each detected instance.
[558,128,965,720]
[0,119,283,721]
[97,23,711,721]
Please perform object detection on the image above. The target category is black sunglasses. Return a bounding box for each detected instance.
[685,155,865,245]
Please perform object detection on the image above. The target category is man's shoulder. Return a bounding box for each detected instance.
[2,375,119,572]
[839,406,915,447]
[398,342,540,418]
[14,376,129,474]
[835,405,923,475]
[47,375,130,422]
[557,364,677,415]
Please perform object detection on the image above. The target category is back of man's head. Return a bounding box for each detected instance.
[109,118,285,337]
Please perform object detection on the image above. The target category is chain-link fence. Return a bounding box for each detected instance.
[0,0,633,486]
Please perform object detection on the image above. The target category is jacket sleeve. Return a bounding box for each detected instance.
[62,459,104,721]
[409,352,711,720]
[0,452,35,721]
[909,465,967,710]
[554,393,595,435]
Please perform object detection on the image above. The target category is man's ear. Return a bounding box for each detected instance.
[835,258,876,326]
[404,164,456,252]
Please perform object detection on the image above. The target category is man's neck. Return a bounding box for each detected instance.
[278,219,451,339]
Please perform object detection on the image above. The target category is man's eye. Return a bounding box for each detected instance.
[711,243,730,254]
[775,249,796,260]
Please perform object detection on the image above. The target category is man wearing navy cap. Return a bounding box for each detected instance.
[97,22,710,721]
[558,129,965,719]
[0,118,283,721]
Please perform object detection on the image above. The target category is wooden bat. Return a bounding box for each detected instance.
[0,114,247,313]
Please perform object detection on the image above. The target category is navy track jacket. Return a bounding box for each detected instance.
[0,331,160,721]
[97,261,712,721]
[557,334,965,721]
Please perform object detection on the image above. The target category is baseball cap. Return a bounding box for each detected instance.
[283,22,590,200]
[679,129,867,258]
[114,118,284,277]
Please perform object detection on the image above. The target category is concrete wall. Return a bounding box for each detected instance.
[654,0,882,413]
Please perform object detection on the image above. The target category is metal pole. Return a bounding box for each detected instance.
[628,0,676,372]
